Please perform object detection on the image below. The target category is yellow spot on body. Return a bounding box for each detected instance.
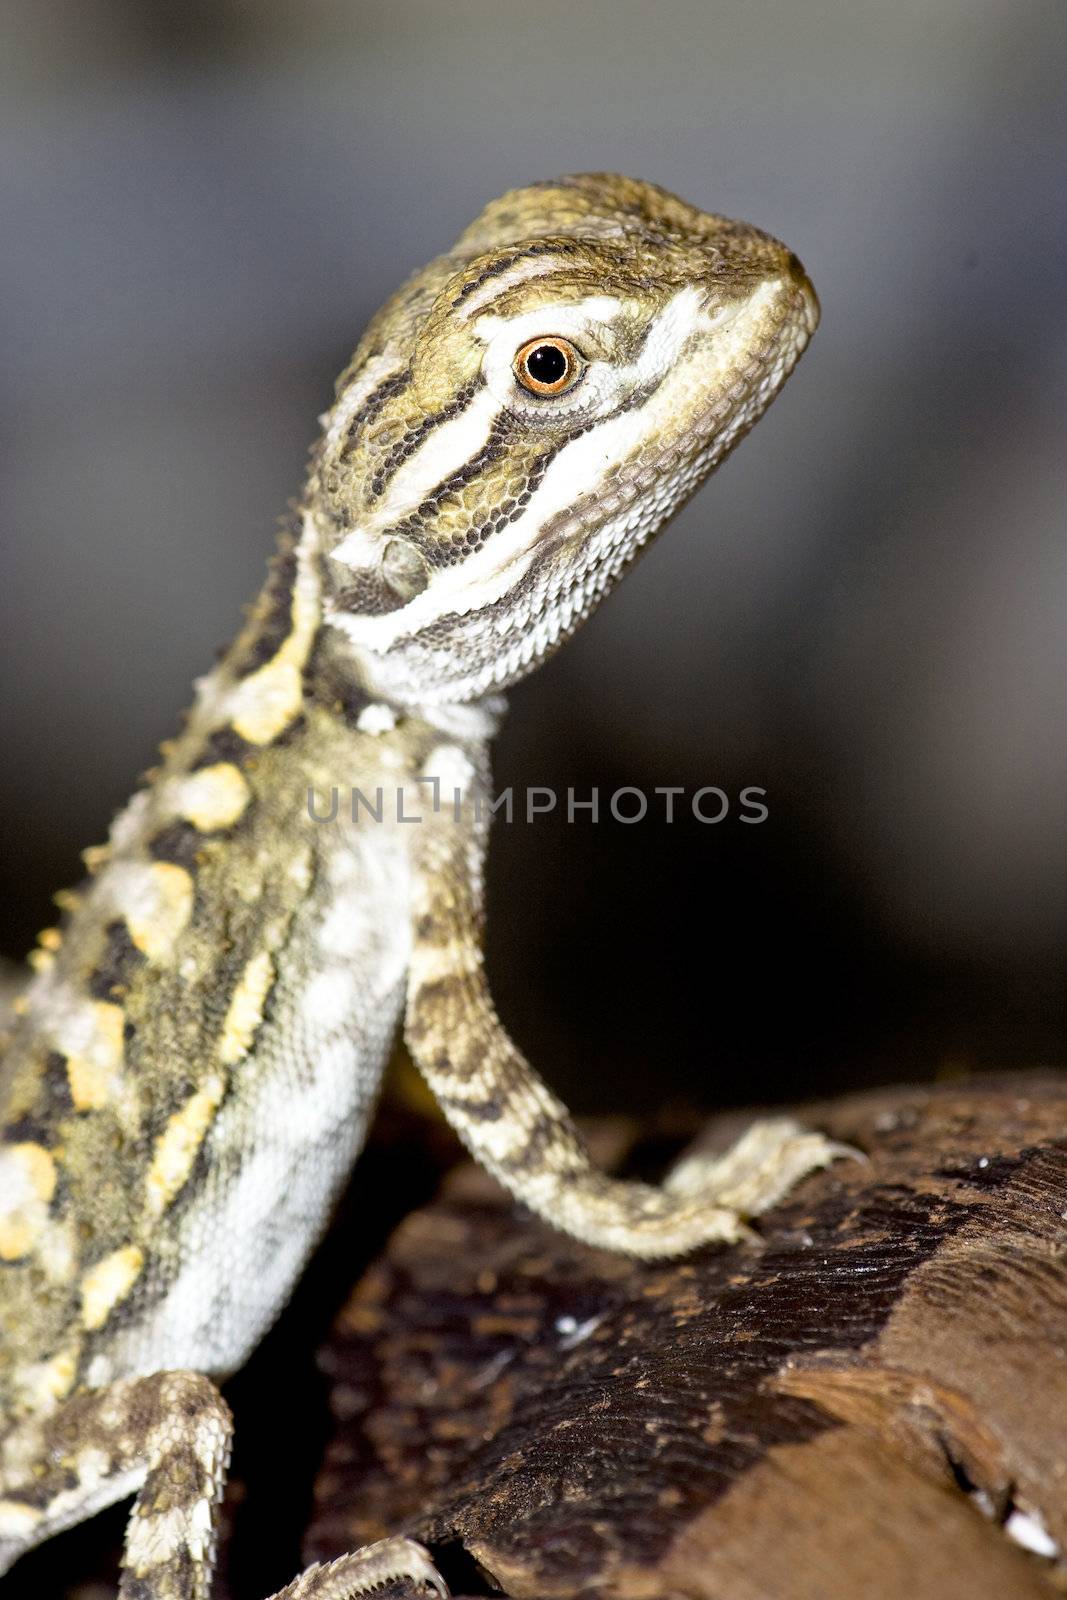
[219,950,275,1065]
[66,1001,125,1111]
[0,1143,57,1261]
[229,549,319,744]
[49,1348,78,1397]
[124,862,194,960]
[231,659,302,744]
[16,1347,77,1409]
[37,926,63,952]
[80,1244,144,1330]
[82,843,110,873]
[27,948,55,975]
[53,888,81,913]
[145,1073,225,1219]
[173,762,251,830]
[0,1501,44,1538]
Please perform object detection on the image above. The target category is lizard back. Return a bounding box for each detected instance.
[0,534,432,1411]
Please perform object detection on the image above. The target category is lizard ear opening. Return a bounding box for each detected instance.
[381,538,430,603]
[326,535,430,618]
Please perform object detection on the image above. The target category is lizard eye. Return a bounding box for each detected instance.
[513,336,583,397]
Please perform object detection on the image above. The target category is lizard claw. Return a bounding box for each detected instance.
[265,1537,449,1600]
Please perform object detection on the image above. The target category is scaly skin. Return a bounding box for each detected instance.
[0,175,829,1598]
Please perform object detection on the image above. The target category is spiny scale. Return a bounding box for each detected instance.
[0,175,830,1599]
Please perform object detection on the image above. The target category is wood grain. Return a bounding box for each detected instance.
[306,1076,1067,1598]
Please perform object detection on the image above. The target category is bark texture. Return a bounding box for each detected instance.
[306,1075,1067,1599]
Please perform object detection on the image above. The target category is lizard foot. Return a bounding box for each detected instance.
[665,1116,861,1217]
[265,1537,449,1599]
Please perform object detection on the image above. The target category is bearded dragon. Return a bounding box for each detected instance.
[0,174,835,1599]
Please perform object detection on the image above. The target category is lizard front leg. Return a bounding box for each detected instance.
[0,1372,444,1599]
[405,748,846,1259]
[0,1372,231,1595]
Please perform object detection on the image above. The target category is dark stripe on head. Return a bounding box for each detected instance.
[381,407,598,577]
[378,420,513,563]
[450,239,584,310]
[340,367,411,459]
[368,378,481,500]
[375,418,632,667]
[422,440,560,569]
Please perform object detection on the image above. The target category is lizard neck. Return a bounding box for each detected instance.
[211,512,506,748]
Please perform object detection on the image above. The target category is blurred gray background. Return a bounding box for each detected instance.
[2,0,1065,1114]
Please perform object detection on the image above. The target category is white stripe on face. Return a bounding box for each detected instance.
[629,283,706,385]
[332,295,633,573]
[454,255,564,322]
[319,352,404,454]
[473,293,624,351]
[328,284,714,654]
[328,306,625,576]
[331,382,502,562]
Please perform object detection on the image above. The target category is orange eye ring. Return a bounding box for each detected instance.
[513,336,582,396]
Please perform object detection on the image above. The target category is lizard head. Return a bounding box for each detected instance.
[312,173,818,705]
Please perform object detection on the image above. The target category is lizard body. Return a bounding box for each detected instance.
[0,174,832,1597]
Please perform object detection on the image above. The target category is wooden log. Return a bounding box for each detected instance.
[306,1076,1067,1599]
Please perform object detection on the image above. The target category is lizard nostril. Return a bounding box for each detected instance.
[783,250,820,335]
